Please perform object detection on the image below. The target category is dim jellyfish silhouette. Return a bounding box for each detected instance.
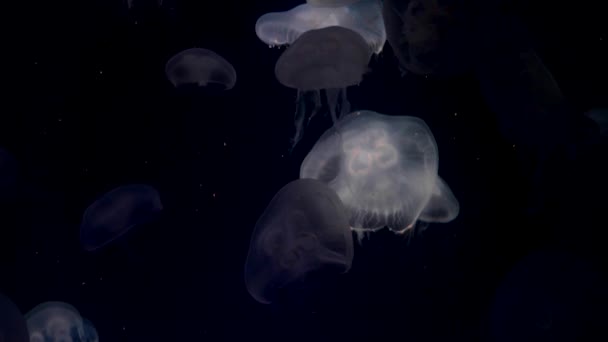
[165,48,237,91]
[25,302,98,342]
[275,26,374,149]
[0,292,29,342]
[244,179,354,304]
[255,0,385,54]
[80,184,162,252]
[300,110,459,242]
[489,250,608,341]
[585,108,608,137]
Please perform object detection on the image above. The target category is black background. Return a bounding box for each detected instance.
[1,0,607,341]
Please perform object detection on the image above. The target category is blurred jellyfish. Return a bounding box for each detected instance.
[256,0,385,54]
[80,184,163,252]
[165,48,237,91]
[275,26,373,149]
[26,302,86,342]
[300,110,459,242]
[382,0,485,76]
[489,250,608,341]
[0,292,29,342]
[585,108,608,136]
[81,318,99,342]
[244,178,354,304]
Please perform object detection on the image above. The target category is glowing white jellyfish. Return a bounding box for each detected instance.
[80,184,163,252]
[26,302,86,342]
[256,0,385,54]
[165,48,237,90]
[300,110,459,242]
[244,179,353,304]
[275,26,373,149]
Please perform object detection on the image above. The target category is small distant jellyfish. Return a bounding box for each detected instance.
[80,184,163,252]
[165,48,237,91]
[275,26,373,149]
[256,0,386,54]
[25,302,86,342]
[300,110,459,242]
[0,292,29,342]
[244,179,354,304]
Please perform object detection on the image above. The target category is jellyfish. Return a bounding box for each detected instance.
[256,0,385,54]
[25,302,86,342]
[81,318,99,342]
[80,184,163,252]
[0,292,29,342]
[165,48,237,91]
[300,110,459,242]
[274,26,374,149]
[382,0,484,76]
[489,250,608,341]
[585,108,608,137]
[244,178,354,304]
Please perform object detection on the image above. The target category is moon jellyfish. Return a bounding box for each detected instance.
[244,179,354,304]
[25,302,86,342]
[300,110,459,242]
[80,184,163,252]
[489,250,608,341]
[0,292,29,342]
[165,48,237,91]
[275,26,373,149]
[256,0,385,54]
[81,318,99,342]
[382,0,482,76]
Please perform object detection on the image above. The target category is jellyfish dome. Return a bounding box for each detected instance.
[276,26,373,149]
[80,184,163,252]
[165,48,237,90]
[0,292,29,342]
[25,302,86,342]
[244,178,354,304]
[300,110,459,240]
[255,0,386,54]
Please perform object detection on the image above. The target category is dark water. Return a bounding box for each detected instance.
[1,0,607,341]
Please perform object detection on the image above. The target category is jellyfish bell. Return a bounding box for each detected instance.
[165,48,237,91]
[81,318,99,342]
[300,110,459,243]
[256,0,386,54]
[275,26,373,150]
[0,293,29,342]
[25,302,86,342]
[244,178,354,304]
[80,184,163,252]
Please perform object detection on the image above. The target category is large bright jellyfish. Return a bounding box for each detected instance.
[165,48,237,91]
[244,179,354,304]
[0,292,29,342]
[256,0,386,54]
[26,302,86,342]
[80,184,163,252]
[275,26,372,149]
[300,110,459,242]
